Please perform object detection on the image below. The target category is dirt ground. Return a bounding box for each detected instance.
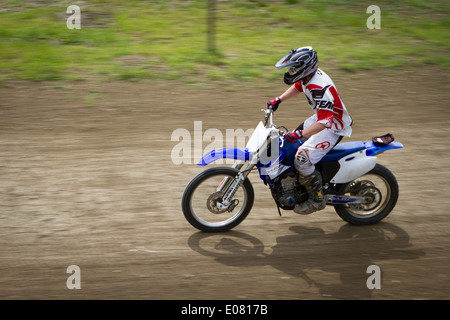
[0,68,449,301]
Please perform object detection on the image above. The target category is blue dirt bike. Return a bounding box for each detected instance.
[182,109,403,232]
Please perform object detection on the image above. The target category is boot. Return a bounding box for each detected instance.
[294,171,327,215]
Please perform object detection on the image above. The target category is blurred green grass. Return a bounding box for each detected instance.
[0,0,448,82]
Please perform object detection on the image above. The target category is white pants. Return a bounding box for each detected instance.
[294,128,340,176]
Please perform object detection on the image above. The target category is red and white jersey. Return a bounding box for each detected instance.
[295,69,352,137]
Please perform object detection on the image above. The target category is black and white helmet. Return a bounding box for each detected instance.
[275,46,318,84]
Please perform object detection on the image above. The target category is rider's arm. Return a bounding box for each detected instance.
[301,122,326,138]
[268,83,301,111]
[279,84,301,102]
[287,121,326,143]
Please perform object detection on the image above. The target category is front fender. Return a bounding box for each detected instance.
[197,148,250,166]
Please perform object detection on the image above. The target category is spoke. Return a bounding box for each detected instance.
[344,174,390,218]
[189,173,247,227]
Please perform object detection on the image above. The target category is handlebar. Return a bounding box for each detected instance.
[261,108,274,128]
[261,108,289,140]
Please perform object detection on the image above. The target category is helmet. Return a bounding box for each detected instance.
[275,46,318,84]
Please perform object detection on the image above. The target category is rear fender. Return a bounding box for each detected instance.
[364,141,404,156]
[326,141,403,183]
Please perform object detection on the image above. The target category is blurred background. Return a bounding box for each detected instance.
[0,0,448,82]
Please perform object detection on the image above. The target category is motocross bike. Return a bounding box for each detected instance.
[182,109,403,232]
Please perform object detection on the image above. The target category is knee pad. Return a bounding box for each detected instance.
[294,146,315,176]
[295,146,314,164]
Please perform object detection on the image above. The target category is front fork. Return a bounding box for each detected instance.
[216,160,255,210]
[216,136,270,210]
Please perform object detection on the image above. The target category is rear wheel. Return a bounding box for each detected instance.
[182,167,254,232]
[334,164,399,225]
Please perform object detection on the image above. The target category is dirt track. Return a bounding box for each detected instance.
[0,69,449,300]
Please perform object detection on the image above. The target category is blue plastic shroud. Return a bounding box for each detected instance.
[279,140,403,163]
[197,140,403,166]
[321,141,366,162]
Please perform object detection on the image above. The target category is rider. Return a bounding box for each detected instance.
[267,46,352,215]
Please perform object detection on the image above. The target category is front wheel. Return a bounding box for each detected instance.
[182,167,254,232]
[334,164,399,225]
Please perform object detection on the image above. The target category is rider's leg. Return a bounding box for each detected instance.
[293,130,339,214]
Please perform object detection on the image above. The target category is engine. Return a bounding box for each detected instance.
[271,170,308,209]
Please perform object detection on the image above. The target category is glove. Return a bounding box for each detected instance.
[267,97,281,112]
[286,130,303,143]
